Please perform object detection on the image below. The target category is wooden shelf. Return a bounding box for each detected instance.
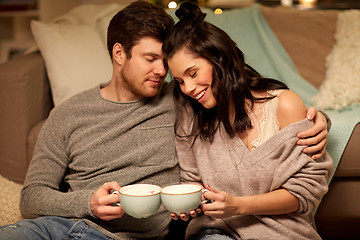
[0,9,38,18]
[0,2,38,63]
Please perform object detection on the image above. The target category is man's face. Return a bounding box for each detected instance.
[119,37,167,101]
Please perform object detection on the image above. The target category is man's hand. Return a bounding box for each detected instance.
[90,181,125,221]
[297,107,329,159]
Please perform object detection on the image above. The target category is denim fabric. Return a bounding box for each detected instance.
[188,228,237,240]
[0,216,111,240]
[199,234,235,240]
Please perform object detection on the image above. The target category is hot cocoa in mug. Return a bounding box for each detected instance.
[112,184,161,218]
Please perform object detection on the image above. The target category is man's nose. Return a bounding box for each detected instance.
[154,62,166,76]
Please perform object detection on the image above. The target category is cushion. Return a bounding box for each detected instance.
[30,4,123,106]
[312,10,360,110]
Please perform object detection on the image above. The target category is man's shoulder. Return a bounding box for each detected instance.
[58,87,98,107]
[49,86,99,117]
[67,86,99,104]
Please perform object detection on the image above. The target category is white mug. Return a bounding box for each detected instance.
[112,184,161,218]
[160,184,208,215]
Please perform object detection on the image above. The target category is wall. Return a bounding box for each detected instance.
[0,0,136,63]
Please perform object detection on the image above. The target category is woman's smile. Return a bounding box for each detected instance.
[195,88,207,100]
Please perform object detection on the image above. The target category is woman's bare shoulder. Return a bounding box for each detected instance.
[277,90,307,129]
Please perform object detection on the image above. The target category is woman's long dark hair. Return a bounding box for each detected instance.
[162,2,288,143]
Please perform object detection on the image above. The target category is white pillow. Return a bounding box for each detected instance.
[30,4,123,106]
[312,10,360,110]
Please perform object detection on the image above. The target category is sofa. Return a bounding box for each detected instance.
[0,3,359,239]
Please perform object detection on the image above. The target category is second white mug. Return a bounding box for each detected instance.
[160,184,208,215]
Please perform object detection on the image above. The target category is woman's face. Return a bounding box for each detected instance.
[168,48,217,109]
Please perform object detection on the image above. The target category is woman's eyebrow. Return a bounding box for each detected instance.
[183,65,196,75]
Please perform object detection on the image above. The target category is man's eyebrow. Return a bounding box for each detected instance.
[142,52,162,57]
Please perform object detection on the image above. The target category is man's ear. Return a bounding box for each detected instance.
[113,43,125,66]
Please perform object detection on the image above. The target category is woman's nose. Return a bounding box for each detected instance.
[182,81,196,95]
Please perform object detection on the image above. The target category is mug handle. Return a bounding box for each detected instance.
[110,190,121,206]
[200,189,210,204]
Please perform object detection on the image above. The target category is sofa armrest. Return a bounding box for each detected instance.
[0,52,53,183]
[335,123,360,177]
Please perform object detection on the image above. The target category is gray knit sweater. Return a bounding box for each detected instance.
[176,108,333,240]
[20,81,180,239]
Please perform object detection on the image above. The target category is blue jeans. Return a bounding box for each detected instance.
[198,235,235,240]
[189,228,237,240]
[0,216,112,240]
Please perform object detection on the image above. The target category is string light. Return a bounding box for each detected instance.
[299,0,317,8]
[214,8,223,14]
[168,1,177,9]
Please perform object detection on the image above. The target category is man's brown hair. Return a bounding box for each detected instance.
[107,1,174,60]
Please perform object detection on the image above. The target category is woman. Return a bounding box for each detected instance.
[162,2,333,240]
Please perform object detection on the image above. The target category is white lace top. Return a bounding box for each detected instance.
[251,89,284,149]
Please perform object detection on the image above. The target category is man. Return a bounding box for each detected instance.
[1,2,178,239]
[0,1,329,240]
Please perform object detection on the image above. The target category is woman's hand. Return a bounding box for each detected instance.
[200,185,299,219]
[201,185,240,219]
[169,183,206,221]
[298,107,329,159]
[170,208,202,221]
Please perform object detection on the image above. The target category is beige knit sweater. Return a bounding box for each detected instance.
[176,104,333,239]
